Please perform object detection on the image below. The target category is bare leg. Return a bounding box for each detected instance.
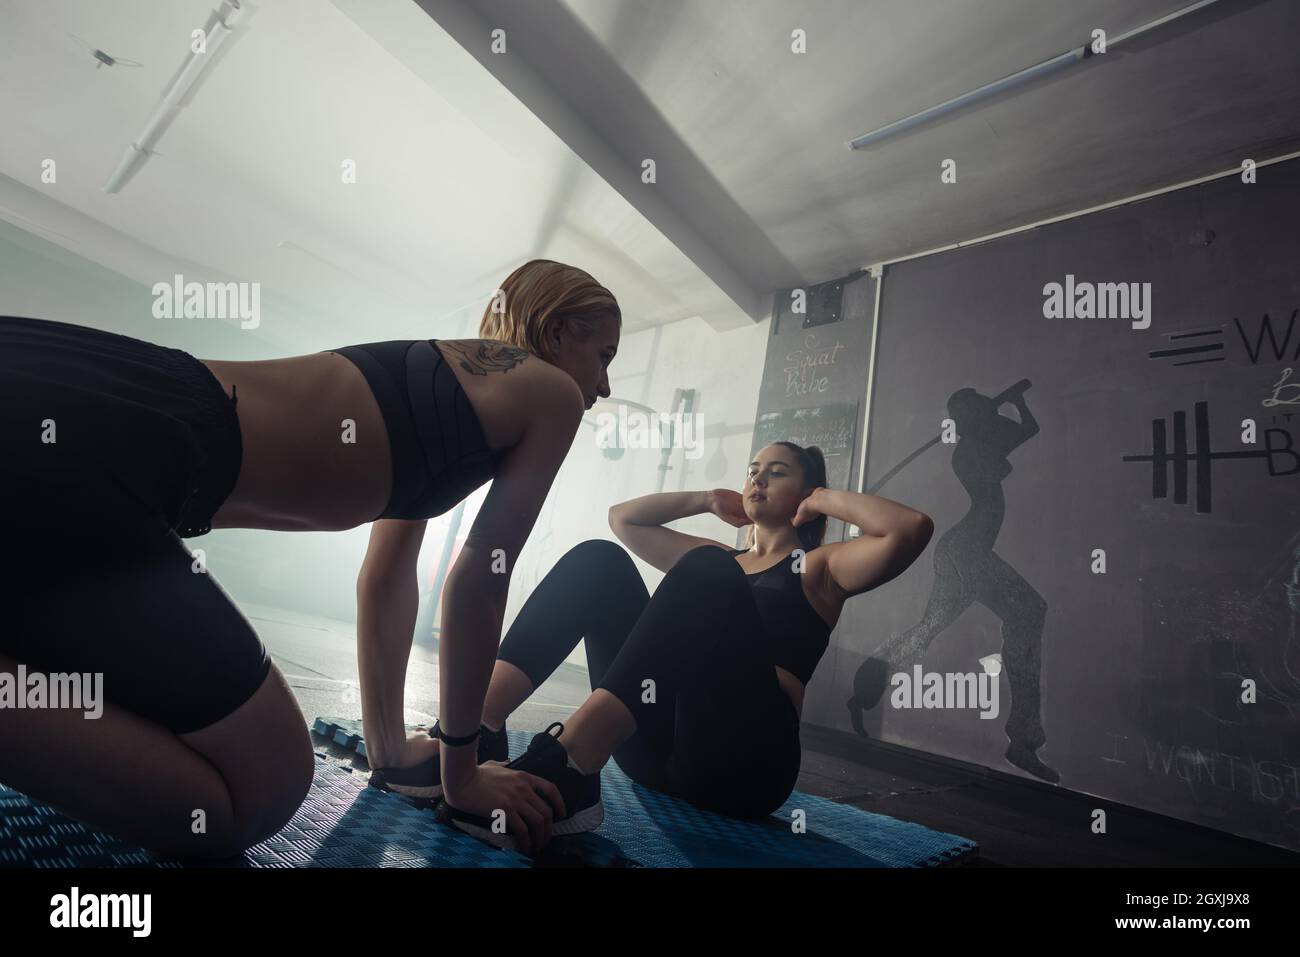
[481,648,637,773]
[554,690,637,774]
[481,659,535,731]
[377,659,535,767]
[0,654,313,859]
[425,661,638,773]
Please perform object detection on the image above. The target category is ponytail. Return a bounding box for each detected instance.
[741,441,829,552]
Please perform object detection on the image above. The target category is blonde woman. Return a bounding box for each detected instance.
[0,260,620,859]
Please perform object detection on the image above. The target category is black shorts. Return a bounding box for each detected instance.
[0,315,271,733]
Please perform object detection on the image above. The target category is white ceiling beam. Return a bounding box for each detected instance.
[410,0,799,330]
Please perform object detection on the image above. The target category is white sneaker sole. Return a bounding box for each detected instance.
[385,782,443,800]
[370,770,443,801]
[451,800,605,851]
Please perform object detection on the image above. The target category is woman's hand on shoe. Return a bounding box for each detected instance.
[446,763,566,855]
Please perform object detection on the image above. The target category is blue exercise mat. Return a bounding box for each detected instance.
[312,716,369,758]
[319,719,976,866]
[491,729,976,867]
[0,753,529,869]
[1,721,976,868]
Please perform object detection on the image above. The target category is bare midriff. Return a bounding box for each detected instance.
[199,352,393,531]
[196,341,541,531]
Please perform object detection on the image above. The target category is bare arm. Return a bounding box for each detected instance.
[809,489,934,599]
[356,518,429,768]
[439,375,584,802]
[608,491,736,574]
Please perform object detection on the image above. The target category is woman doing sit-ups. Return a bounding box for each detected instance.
[374,439,933,849]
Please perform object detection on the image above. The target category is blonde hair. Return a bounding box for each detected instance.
[478,260,621,361]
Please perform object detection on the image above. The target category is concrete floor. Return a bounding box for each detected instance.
[250,602,1300,868]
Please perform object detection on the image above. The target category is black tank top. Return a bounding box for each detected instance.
[329,339,502,520]
[728,547,833,685]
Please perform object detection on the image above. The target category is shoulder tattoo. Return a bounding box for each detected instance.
[441,339,529,376]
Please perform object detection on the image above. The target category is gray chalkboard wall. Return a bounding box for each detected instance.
[795,157,1300,852]
[749,271,877,545]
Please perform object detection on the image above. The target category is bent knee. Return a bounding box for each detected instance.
[180,666,315,855]
[232,747,314,852]
[570,538,628,561]
[200,739,313,859]
[672,542,736,574]
[565,538,638,576]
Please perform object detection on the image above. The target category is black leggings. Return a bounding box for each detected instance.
[498,539,802,819]
[0,315,271,734]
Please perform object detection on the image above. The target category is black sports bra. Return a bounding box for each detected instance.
[728,547,833,686]
[330,339,502,520]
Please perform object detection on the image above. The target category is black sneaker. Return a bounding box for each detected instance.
[368,721,509,801]
[435,722,603,850]
[476,722,510,764]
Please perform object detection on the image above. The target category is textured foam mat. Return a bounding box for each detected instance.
[317,719,976,866]
[313,716,368,758]
[489,729,978,868]
[0,721,976,868]
[0,754,529,869]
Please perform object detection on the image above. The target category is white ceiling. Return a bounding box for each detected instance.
[1,0,1297,351]
[0,0,704,350]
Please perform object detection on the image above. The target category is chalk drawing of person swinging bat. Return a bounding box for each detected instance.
[848,379,1058,783]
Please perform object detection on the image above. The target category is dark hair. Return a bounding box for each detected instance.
[742,441,829,553]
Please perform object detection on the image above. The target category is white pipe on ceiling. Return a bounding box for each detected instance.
[846,0,1228,151]
[103,1,244,194]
